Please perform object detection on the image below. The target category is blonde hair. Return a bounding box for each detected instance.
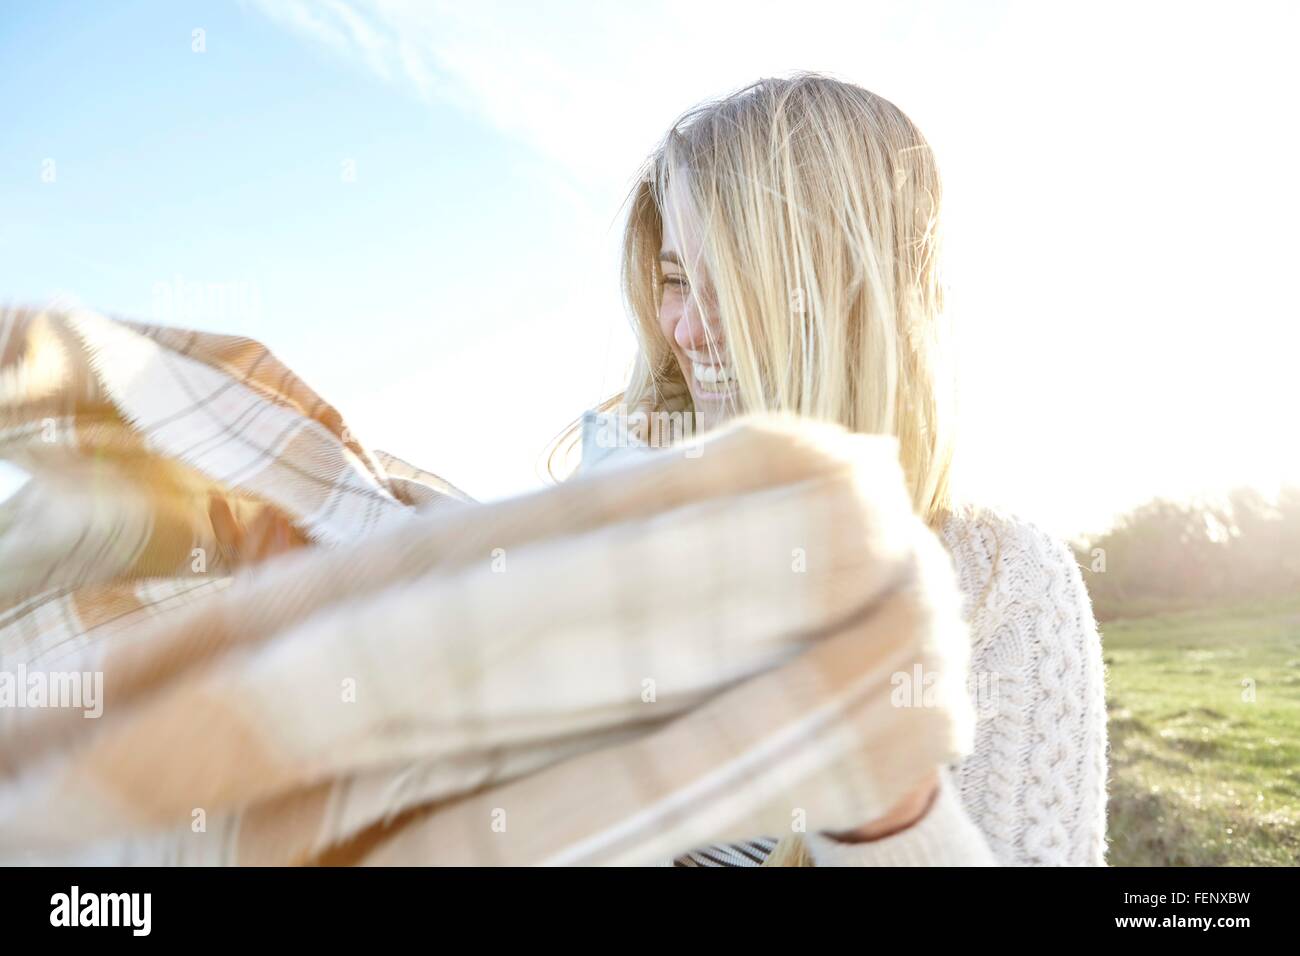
[555,73,954,530]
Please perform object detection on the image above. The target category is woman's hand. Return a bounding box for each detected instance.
[823,769,940,843]
[208,494,306,567]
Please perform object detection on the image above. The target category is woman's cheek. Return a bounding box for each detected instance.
[658,299,681,345]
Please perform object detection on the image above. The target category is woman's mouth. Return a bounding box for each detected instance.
[691,360,737,397]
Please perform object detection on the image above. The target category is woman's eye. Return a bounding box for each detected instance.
[660,274,690,292]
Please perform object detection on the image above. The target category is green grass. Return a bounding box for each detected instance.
[1102,594,1300,865]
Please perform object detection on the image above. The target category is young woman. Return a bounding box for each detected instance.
[217,73,1106,867]
[573,74,1108,866]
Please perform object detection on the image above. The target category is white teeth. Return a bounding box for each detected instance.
[692,361,735,388]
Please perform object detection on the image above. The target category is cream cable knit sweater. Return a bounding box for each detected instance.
[580,413,1109,867]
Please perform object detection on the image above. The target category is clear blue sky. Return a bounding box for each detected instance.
[4,1,1298,535]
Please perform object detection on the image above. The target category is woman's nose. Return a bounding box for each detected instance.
[674,303,720,352]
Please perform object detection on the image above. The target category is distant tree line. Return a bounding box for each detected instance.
[1072,487,1300,620]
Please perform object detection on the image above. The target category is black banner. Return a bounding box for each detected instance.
[0,865,1290,942]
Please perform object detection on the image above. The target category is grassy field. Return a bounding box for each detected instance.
[1102,594,1300,865]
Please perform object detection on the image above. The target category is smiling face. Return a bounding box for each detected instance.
[657,179,739,432]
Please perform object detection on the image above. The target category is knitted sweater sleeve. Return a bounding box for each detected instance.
[943,511,1109,865]
[803,767,999,865]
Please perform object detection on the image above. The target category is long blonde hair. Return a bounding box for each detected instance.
[556,73,954,531]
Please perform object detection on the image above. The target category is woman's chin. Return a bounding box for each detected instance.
[689,389,739,431]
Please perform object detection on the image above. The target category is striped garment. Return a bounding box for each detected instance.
[0,306,977,866]
[674,838,777,867]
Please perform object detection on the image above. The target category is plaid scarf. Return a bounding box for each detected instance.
[0,306,974,865]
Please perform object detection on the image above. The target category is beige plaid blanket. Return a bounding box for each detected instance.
[0,306,975,865]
